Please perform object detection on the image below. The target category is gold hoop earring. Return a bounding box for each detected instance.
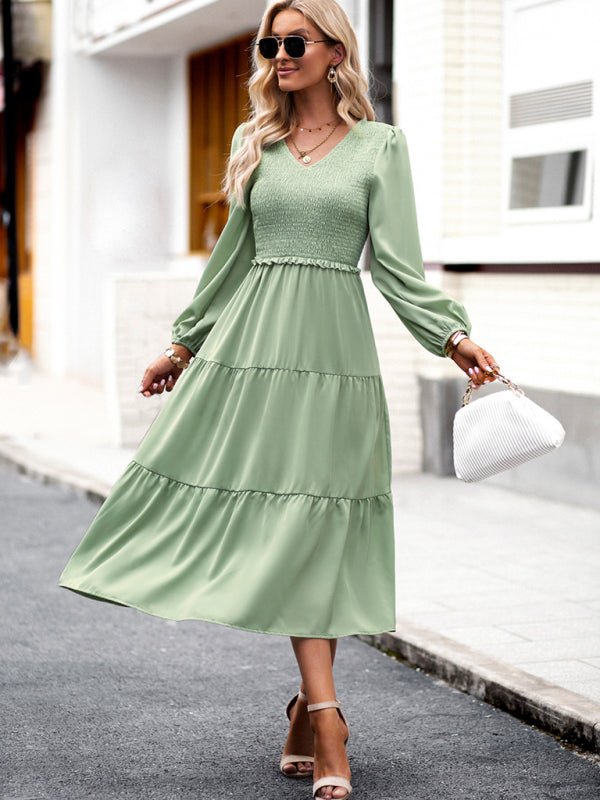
[327,65,337,83]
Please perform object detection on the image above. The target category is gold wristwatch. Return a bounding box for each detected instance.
[164,347,193,369]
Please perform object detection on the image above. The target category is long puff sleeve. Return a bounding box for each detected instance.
[170,122,256,356]
[367,125,472,358]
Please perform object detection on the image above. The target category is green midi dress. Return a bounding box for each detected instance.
[58,119,472,638]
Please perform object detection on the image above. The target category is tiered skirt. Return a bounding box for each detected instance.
[58,256,397,637]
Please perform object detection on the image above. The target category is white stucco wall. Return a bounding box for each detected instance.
[33,0,189,383]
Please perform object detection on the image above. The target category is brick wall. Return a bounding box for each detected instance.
[443,270,600,398]
[104,272,199,447]
[362,273,425,475]
[365,266,600,478]
[442,0,504,238]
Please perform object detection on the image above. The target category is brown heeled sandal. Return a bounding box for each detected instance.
[279,689,315,778]
[307,699,352,798]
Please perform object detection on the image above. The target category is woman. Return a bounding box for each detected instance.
[59,1,500,798]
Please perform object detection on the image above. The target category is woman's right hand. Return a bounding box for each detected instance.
[451,338,500,386]
[138,345,193,397]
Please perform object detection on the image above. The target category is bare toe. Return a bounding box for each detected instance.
[281,693,314,776]
[322,787,348,800]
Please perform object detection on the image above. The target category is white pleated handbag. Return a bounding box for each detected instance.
[453,372,566,482]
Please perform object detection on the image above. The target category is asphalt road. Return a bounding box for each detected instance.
[1,459,599,800]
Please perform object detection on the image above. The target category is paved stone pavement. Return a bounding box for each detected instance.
[1,461,599,800]
[392,471,600,704]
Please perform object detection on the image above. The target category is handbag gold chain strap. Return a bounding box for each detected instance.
[461,371,524,407]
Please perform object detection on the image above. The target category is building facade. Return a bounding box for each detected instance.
[11,0,599,506]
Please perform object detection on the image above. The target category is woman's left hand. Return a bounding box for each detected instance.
[450,338,500,386]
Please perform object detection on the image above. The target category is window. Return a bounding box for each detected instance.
[510,149,587,209]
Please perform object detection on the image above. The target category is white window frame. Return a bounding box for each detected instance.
[503,119,594,225]
[502,0,596,227]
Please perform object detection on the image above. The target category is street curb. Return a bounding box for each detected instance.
[357,622,600,754]
[0,438,110,504]
[2,438,599,755]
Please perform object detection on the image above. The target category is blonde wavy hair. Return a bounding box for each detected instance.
[222,0,376,209]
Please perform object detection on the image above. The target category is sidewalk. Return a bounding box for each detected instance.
[2,355,600,753]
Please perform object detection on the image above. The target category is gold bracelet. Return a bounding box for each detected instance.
[164,346,192,369]
[445,330,469,358]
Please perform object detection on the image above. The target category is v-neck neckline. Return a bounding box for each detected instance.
[281,119,366,169]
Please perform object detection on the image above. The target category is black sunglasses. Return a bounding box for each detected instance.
[256,35,335,59]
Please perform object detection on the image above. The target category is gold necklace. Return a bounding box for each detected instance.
[288,120,342,164]
[296,119,338,132]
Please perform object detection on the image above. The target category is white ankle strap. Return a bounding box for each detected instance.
[307,699,341,712]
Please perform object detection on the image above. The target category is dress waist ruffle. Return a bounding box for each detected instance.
[250,254,361,274]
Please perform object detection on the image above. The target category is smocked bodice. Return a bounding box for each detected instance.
[249,119,386,273]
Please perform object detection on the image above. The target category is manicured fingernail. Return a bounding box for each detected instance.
[468,368,474,375]
[484,365,493,372]
[160,378,166,386]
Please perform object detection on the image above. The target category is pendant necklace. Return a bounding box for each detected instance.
[288,120,341,164]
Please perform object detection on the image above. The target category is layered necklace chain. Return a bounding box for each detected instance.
[288,119,342,164]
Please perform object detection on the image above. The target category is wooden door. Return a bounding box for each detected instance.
[188,33,254,253]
